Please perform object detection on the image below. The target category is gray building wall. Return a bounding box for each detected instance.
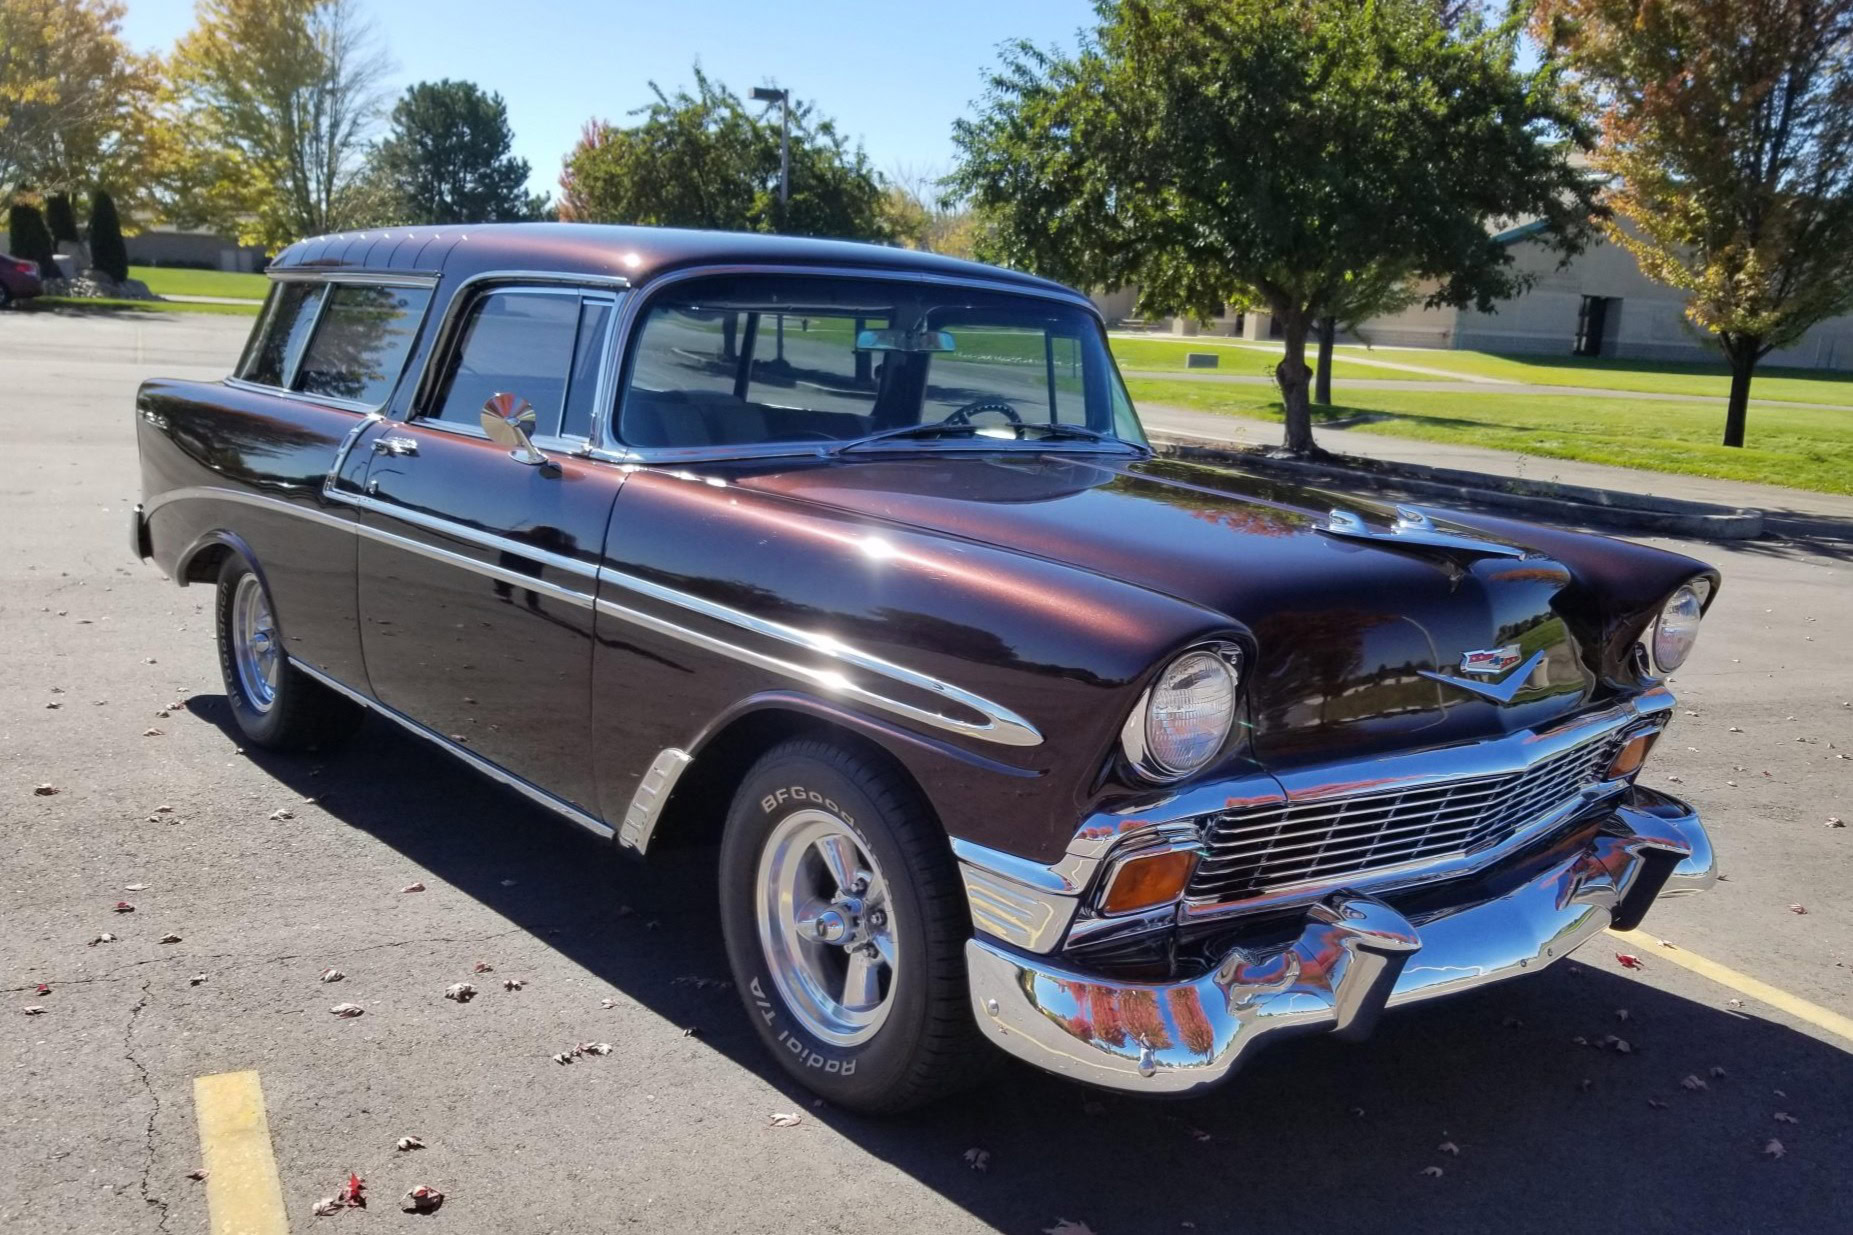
[124,228,268,273]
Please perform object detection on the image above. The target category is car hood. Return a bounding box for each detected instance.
[726,452,1709,768]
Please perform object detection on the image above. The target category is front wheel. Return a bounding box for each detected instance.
[718,738,989,1112]
[214,555,360,750]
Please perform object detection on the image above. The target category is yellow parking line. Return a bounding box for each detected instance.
[1606,928,1853,1045]
[194,1070,291,1235]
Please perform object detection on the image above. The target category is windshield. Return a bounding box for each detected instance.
[616,273,1147,452]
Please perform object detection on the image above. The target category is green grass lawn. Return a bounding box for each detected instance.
[29,295,261,317]
[1110,334,1436,381]
[130,265,270,300]
[1126,377,1853,495]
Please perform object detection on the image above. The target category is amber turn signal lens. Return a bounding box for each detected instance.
[1100,848,1200,916]
[1607,732,1658,779]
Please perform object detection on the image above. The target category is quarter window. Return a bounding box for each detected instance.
[241,282,324,387]
[295,284,432,405]
[430,289,613,439]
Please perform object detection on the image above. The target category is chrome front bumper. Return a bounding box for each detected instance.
[966,786,1714,1094]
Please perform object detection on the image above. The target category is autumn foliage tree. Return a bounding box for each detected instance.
[1535,0,1853,447]
[951,0,1597,454]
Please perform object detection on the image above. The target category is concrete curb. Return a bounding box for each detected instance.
[1150,434,1766,540]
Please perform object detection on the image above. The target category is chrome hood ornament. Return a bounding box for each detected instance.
[1319,506,1527,559]
[1420,647,1548,704]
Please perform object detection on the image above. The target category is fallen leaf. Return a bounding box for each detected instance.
[1616,1009,1630,1022]
[1828,817,1845,829]
[34,983,49,995]
[1044,1222,1097,1235]
[160,933,182,944]
[1710,1065,1728,1079]
[1647,1098,1668,1110]
[1763,1138,1786,1159]
[472,961,494,973]
[500,878,517,887]
[1728,726,1744,733]
[551,1052,574,1065]
[1578,1078,1593,1092]
[401,881,425,893]
[1572,1035,1589,1046]
[142,728,163,737]
[329,1003,364,1018]
[964,1147,990,1172]
[185,1169,208,1181]
[1615,953,1644,970]
[1439,1141,1460,1155]
[444,982,476,1003]
[1788,903,1808,915]
[125,883,148,891]
[1657,938,1678,950]
[600,998,617,1009]
[1189,1127,1212,1143]
[502,978,524,991]
[580,1041,612,1056]
[1728,998,1746,1009]
[24,1005,46,1015]
[1419,1166,1444,1178]
[189,973,208,986]
[112,901,135,913]
[396,1136,425,1151]
[88,932,116,946]
[268,809,293,821]
[1774,1111,1799,1124]
[311,1197,341,1217]
[1681,1074,1707,1092]
[33,784,60,796]
[339,1173,365,1208]
[769,1112,803,1128]
[400,1186,443,1214]
[318,968,344,983]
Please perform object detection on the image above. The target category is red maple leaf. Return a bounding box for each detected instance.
[340,1172,366,1208]
[1615,953,1644,970]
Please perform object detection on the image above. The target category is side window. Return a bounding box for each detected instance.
[242,282,325,387]
[559,299,613,441]
[294,284,432,405]
[431,292,580,434]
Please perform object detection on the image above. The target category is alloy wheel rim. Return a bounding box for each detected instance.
[754,809,897,1046]
[231,573,279,713]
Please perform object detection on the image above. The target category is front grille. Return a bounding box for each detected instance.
[1187,732,1624,904]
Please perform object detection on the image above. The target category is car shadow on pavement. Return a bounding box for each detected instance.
[194,696,1853,1235]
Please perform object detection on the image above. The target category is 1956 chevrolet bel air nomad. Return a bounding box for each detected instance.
[133,224,1718,1111]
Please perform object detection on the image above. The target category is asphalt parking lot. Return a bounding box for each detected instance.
[4,308,1851,1235]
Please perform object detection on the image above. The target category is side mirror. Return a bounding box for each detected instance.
[480,392,547,465]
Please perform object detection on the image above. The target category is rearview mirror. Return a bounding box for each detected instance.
[854,328,956,354]
[480,392,547,466]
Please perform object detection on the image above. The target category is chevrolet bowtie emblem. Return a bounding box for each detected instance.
[1419,646,1546,704]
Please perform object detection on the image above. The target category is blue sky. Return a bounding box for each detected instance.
[119,0,1097,199]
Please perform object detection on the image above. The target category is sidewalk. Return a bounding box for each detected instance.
[1119,370,1853,413]
[1138,401,1853,525]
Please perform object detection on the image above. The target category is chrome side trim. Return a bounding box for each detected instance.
[592,587,1041,747]
[968,789,1709,1094]
[324,412,386,489]
[618,747,693,854]
[143,485,356,531]
[268,268,442,287]
[173,487,1040,750]
[287,657,614,841]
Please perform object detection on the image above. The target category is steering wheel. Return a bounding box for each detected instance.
[942,399,1023,427]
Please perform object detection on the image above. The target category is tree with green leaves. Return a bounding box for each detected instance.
[1535,0,1853,448]
[88,188,126,280]
[164,0,392,247]
[369,80,548,226]
[950,0,1598,453]
[559,67,889,241]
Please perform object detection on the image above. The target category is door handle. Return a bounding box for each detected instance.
[373,436,419,457]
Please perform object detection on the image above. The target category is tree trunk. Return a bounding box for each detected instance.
[1314,315,1336,405]
[1722,337,1759,448]
[1275,307,1316,454]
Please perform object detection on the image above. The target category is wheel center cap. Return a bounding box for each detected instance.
[811,908,850,943]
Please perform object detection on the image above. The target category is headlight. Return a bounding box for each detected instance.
[1651,583,1705,674]
[1122,647,1240,779]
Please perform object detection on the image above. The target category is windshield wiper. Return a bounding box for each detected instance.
[830,420,1149,456]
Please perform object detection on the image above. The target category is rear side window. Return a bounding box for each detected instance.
[241,282,324,387]
[295,285,432,405]
[429,289,614,439]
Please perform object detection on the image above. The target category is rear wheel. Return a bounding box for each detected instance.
[718,737,989,1112]
[214,555,359,750]
[0,283,12,309]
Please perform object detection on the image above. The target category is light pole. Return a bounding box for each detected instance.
[751,85,791,363]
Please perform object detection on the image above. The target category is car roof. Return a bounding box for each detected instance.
[268,222,1086,302]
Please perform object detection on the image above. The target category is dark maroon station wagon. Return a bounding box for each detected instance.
[132,224,1718,1111]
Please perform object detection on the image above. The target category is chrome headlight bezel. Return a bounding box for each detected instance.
[1650,580,1710,675]
[1121,643,1243,782]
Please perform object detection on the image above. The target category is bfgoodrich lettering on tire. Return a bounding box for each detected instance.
[718,737,990,1112]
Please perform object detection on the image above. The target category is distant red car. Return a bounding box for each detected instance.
[0,253,44,307]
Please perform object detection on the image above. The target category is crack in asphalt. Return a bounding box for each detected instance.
[123,977,173,1235]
